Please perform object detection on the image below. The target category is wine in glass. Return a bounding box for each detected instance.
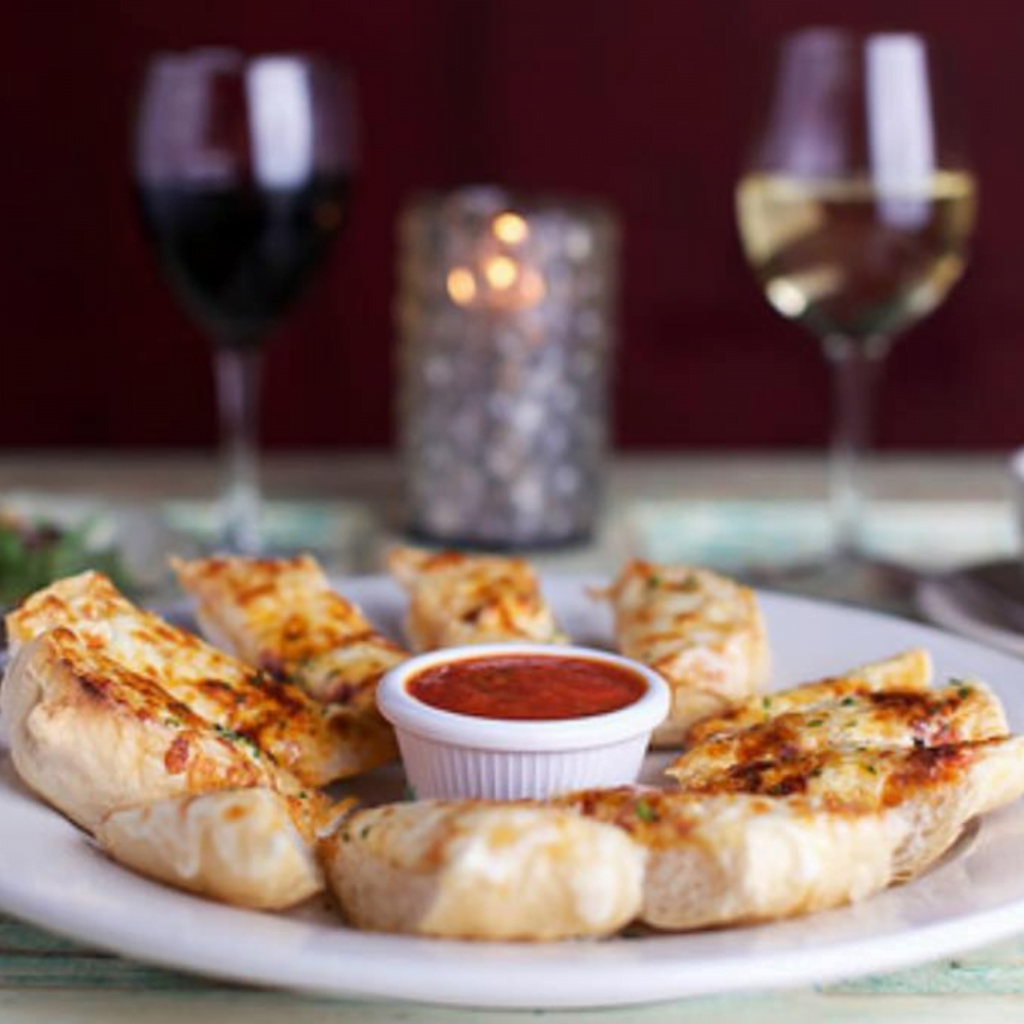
[735,29,977,592]
[135,49,356,552]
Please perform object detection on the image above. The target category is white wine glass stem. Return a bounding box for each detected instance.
[215,347,263,554]
[823,334,890,563]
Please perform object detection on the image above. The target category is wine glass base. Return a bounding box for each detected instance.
[742,554,919,614]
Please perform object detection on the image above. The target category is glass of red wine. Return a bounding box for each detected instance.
[135,49,356,552]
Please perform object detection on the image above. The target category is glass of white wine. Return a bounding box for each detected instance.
[736,28,977,596]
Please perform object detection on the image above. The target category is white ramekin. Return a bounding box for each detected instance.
[376,642,671,800]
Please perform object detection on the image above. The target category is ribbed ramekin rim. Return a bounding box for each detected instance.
[376,642,671,752]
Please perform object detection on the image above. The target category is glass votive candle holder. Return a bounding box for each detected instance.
[396,185,619,548]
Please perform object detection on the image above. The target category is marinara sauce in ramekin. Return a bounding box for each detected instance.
[376,643,671,800]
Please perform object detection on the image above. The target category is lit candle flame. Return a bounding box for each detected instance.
[447,215,546,310]
[446,266,477,305]
[484,255,520,290]
[492,212,529,245]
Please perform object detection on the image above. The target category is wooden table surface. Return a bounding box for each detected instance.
[1,449,1021,1024]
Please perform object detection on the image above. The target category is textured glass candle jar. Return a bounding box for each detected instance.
[397,186,619,548]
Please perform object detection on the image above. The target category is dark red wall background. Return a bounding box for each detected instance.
[3,0,1023,450]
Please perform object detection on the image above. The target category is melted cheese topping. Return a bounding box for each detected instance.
[173,555,407,708]
[672,680,1008,784]
[685,648,934,744]
[388,548,567,651]
[604,560,769,741]
[6,572,383,787]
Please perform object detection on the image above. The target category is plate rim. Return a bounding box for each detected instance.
[3,866,1024,1008]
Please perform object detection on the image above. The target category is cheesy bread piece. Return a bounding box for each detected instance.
[322,801,644,940]
[667,736,1024,879]
[96,788,324,910]
[685,648,935,746]
[670,678,1008,781]
[6,572,391,786]
[0,628,287,834]
[172,555,407,709]
[603,560,770,746]
[558,788,906,930]
[387,547,567,651]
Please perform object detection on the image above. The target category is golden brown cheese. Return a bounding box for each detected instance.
[387,547,567,651]
[6,572,391,786]
[664,647,1024,883]
[172,555,407,709]
[602,560,770,746]
[669,735,1020,807]
[557,787,905,929]
[0,626,327,841]
[666,736,1024,879]
[685,648,934,745]
[671,679,1008,782]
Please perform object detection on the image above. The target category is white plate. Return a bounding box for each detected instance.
[3,576,1024,1009]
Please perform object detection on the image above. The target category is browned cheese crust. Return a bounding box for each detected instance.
[6,572,392,786]
[684,648,935,745]
[172,554,407,708]
[668,732,1024,879]
[601,560,770,745]
[672,680,1008,782]
[1,626,328,837]
[665,648,1024,880]
[387,547,567,651]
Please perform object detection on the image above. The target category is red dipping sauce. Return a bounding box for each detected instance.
[407,654,647,721]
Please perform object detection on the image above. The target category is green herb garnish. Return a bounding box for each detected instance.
[634,799,658,823]
[213,724,261,759]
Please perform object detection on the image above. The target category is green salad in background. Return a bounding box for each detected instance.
[0,512,128,606]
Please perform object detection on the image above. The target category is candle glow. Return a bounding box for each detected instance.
[484,256,520,290]
[493,212,529,244]
[446,267,478,306]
